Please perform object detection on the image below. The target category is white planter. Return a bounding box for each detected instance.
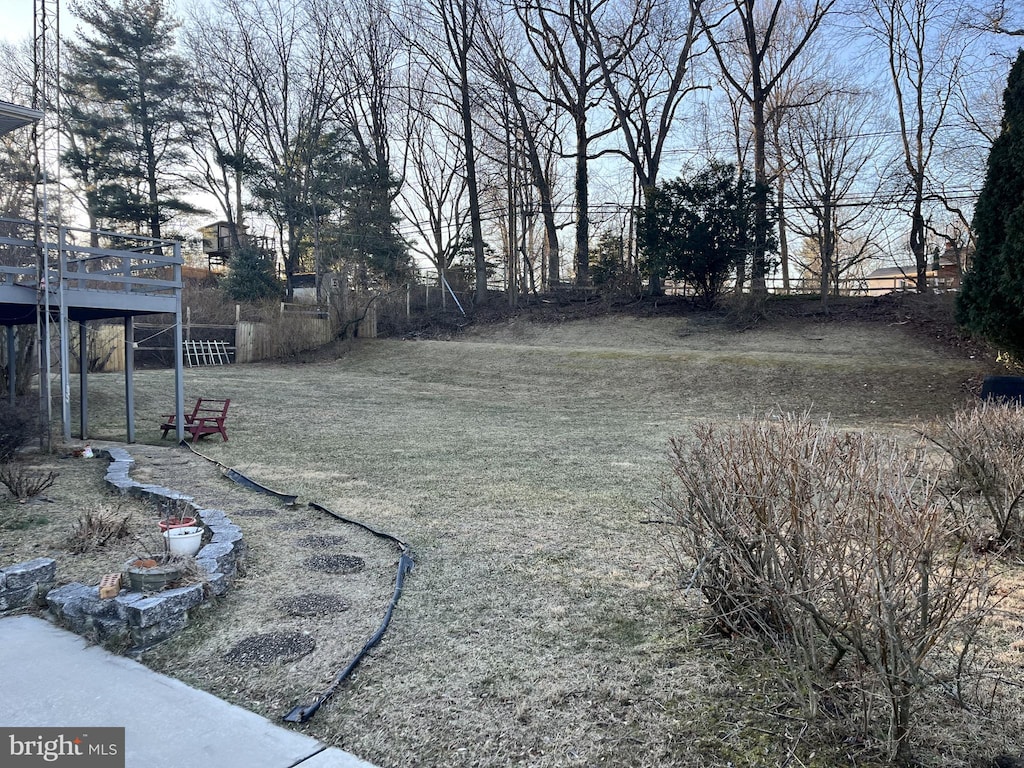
[163,526,203,557]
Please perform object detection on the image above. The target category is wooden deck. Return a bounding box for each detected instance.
[1,216,185,444]
[0,217,181,323]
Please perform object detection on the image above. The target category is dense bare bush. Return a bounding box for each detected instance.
[0,463,58,500]
[66,510,132,553]
[0,399,38,462]
[662,414,992,764]
[923,403,1024,546]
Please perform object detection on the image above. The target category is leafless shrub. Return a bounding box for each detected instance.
[661,413,993,764]
[0,399,39,462]
[0,463,59,500]
[66,510,132,553]
[923,403,1024,547]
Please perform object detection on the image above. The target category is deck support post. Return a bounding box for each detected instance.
[58,228,71,442]
[6,325,14,405]
[124,316,135,443]
[79,321,88,439]
[173,242,184,442]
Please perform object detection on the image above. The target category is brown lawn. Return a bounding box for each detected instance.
[10,306,1023,768]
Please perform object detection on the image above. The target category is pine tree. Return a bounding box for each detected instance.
[222,245,282,302]
[63,0,195,238]
[337,163,411,284]
[957,50,1024,360]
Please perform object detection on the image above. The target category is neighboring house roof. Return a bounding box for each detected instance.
[0,100,43,137]
[865,256,959,280]
[865,266,914,280]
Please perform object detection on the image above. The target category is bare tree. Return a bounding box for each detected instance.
[221,0,335,295]
[404,0,491,303]
[783,83,882,306]
[181,15,255,247]
[699,0,838,297]
[313,0,399,177]
[516,0,619,286]
[395,70,471,297]
[971,1,1024,36]
[862,0,979,293]
[478,10,564,293]
[585,0,705,294]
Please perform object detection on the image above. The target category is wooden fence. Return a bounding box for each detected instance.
[235,315,336,363]
[68,324,126,373]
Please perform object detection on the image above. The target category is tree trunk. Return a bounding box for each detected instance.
[910,189,928,293]
[573,111,589,287]
[773,134,790,293]
[750,91,768,296]
[820,197,833,312]
[460,66,487,304]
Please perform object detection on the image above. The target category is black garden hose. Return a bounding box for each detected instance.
[176,441,414,724]
[283,506,414,723]
[179,441,299,504]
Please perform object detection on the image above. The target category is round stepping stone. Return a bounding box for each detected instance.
[303,554,365,575]
[276,593,350,617]
[270,520,311,532]
[223,632,315,665]
[296,534,348,549]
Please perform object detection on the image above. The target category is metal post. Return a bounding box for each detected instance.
[6,326,15,406]
[58,227,71,441]
[442,274,466,316]
[124,316,135,443]
[173,242,184,442]
[79,321,88,439]
[40,230,54,450]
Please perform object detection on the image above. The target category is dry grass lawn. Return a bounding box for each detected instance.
[39,311,1024,767]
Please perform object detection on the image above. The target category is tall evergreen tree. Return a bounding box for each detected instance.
[222,245,282,302]
[334,163,410,284]
[957,50,1024,360]
[63,0,195,238]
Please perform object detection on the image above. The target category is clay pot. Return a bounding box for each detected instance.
[158,516,197,532]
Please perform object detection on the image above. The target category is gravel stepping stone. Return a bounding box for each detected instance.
[223,632,315,665]
[296,534,348,549]
[269,520,311,532]
[232,508,279,517]
[276,593,350,617]
[303,554,365,575]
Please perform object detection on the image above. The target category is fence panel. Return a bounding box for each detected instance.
[235,315,336,363]
[69,323,125,373]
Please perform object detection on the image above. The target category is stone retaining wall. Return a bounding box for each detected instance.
[2,447,247,652]
[0,558,56,612]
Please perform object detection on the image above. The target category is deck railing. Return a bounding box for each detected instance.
[0,217,182,298]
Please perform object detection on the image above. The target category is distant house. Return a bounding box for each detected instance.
[198,221,275,272]
[862,251,962,296]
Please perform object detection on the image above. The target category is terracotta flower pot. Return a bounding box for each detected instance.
[158,516,197,532]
